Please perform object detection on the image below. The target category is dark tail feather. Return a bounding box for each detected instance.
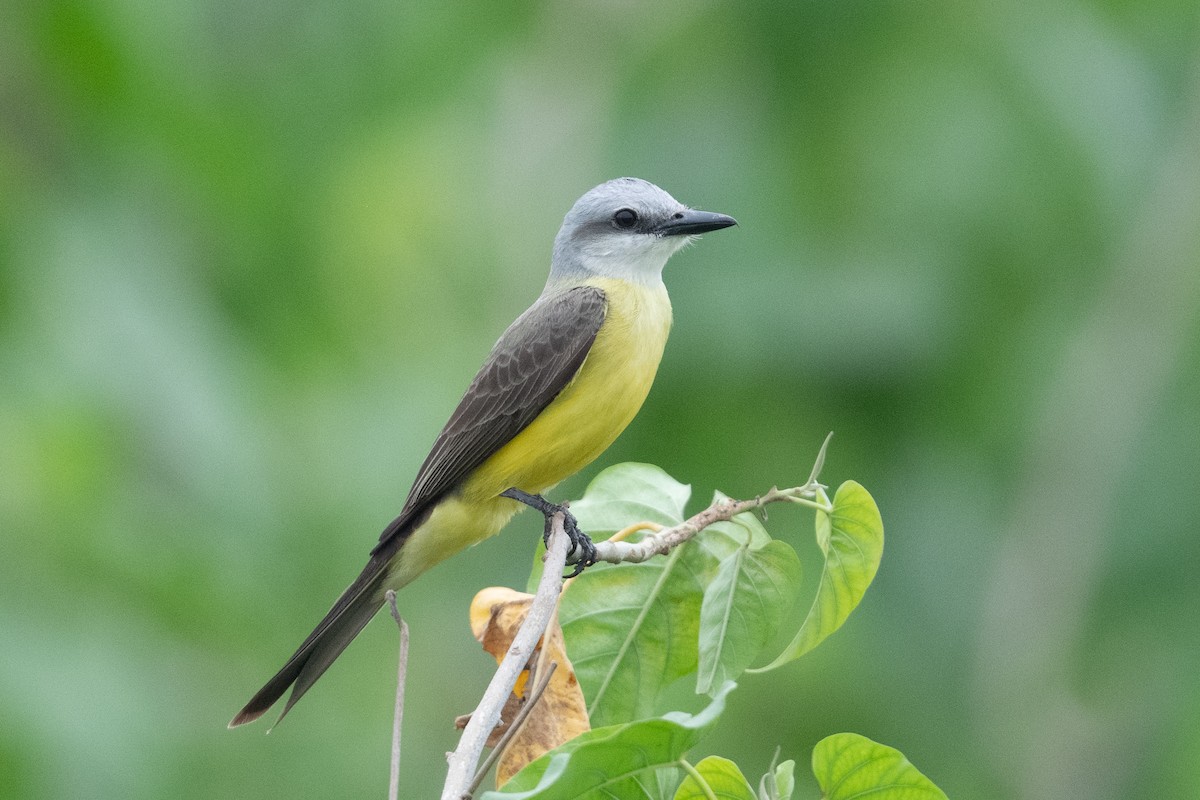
[229,557,390,728]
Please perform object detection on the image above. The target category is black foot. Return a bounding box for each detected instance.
[501,488,597,577]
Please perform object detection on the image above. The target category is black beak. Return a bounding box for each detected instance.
[653,209,738,236]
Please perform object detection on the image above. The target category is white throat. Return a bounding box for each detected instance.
[553,233,690,287]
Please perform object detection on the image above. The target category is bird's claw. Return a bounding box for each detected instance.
[560,511,597,577]
[501,487,597,578]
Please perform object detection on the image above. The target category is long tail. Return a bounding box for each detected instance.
[229,553,392,728]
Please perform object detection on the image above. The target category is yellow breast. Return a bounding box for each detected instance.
[388,277,672,588]
[463,277,673,502]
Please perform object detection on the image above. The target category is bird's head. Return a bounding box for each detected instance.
[550,177,737,285]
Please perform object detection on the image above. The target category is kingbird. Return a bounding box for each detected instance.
[230,177,736,727]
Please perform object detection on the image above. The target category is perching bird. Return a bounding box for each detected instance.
[230,177,736,727]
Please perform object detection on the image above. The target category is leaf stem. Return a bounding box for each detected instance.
[782,495,834,514]
[679,758,720,800]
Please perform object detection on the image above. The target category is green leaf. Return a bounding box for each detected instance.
[482,682,735,799]
[811,733,947,800]
[750,481,883,671]
[558,464,703,726]
[696,539,801,694]
[568,462,692,532]
[758,759,794,800]
[560,539,705,726]
[562,471,794,725]
[674,756,757,800]
[653,767,686,800]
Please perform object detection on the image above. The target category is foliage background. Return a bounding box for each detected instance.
[2,1,1197,797]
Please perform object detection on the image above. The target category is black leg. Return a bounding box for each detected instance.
[500,488,597,577]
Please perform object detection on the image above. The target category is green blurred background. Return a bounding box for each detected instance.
[3,0,1198,797]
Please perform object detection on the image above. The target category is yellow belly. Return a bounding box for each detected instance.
[388,277,672,587]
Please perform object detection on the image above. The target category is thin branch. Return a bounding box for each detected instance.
[589,433,834,566]
[466,661,560,796]
[441,514,570,800]
[385,590,409,800]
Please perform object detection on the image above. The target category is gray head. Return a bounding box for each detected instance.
[549,178,736,286]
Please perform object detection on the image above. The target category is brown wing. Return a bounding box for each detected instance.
[229,285,608,727]
[370,284,607,559]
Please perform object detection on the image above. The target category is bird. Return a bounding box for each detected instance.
[229,177,737,728]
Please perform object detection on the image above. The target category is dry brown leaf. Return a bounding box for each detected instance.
[467,586,590,786]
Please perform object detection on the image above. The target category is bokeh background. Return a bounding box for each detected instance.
[3,1,1198,797]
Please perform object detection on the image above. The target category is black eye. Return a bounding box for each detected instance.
[613,208,638,229]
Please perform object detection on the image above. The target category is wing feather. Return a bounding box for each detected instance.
[370,285,607,559]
